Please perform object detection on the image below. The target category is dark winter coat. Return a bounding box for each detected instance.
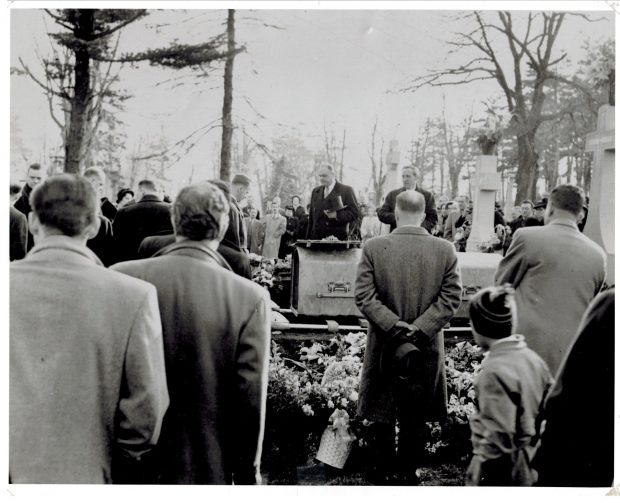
[377,186,438,233]
[306,181,359,240]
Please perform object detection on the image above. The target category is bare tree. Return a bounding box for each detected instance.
[220,9,236,181]
[440,104,474,198]
[368,117,386,206]
[402,11,600,202]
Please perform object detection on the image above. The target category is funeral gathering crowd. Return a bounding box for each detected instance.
[9,161,613,487]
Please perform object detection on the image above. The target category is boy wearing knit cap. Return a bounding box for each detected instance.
[466,285,553,486]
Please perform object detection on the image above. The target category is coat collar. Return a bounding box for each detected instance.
[548,218,579,230]
[138,194,163,204]
[391,225,429,236]
[485,334,528,357]
[154,239,233,271]
[27,235,104,266]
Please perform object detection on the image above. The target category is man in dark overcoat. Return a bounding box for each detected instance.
[306,164,359,240]
[112,179,173,262]
[355,190,462,484]
[113,181,270,484]
[377,165,437,233]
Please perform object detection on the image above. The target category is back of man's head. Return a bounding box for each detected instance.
[395,190,426,227]
[137,179,157,196]
[548,184,585,219]
[173,182,230,241]
[10,183,21,197]
[30,174,98,237]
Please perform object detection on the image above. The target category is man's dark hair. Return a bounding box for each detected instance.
[521,199,534,208]
[138,179,157,193]
[173,182,230,241]
[549,184,585,216]
[30,174,98,237]
[28,163,41,173]
[10,184,21,196]
[322,164,334,173]
[292,195,300,203]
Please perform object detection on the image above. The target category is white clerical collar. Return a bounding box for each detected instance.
[324,180,336,197]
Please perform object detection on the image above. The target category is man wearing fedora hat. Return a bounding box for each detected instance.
[355,190,462,485]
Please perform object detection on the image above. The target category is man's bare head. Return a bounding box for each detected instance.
[395,189,426,228]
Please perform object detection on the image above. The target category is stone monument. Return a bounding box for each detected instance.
[379,140,400,235]
[466,153,501,252]
[584,104,615,281]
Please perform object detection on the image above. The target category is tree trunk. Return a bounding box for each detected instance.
[449,167,460,199]
[219,9,235,182]
[64,10,94,174]
[514,134,539,204]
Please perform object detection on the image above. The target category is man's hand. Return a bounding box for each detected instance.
[323,210,337,219]
[394,321,414,333]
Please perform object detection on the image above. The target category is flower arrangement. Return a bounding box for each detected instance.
[263,332,483,476]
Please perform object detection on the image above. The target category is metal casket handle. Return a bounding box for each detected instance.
[317,281,354,298]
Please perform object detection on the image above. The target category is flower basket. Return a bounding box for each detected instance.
[316,426,354,469]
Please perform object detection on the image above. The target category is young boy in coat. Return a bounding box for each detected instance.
[466,285,553,486]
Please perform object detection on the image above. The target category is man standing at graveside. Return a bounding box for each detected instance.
[113,182,271,484]
[355,190,462,485]
[14,163,44,251]
[378,165,437,233]
[307,164,359,240]
[83,167,116,266]
[495,184,606,375]
[10,175,169,483]
[113,179,173,262]
[10,184,28,261]
[229,173,251,250]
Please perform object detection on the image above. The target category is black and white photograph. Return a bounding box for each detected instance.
[7,0,617,495]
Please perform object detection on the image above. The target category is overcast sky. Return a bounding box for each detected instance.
[10,6,615,194]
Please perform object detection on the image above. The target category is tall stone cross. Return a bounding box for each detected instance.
[379,140,400,235]
[466,155,501,252]
[584,104,615,281]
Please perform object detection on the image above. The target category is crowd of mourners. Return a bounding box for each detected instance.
[8,161,613,487]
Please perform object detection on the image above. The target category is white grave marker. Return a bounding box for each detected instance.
[466,155,501,252]
[584,104,615,281]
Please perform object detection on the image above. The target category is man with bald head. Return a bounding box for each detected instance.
[113,181,270,484]
[378,166,437,233]
[355,189,462,485]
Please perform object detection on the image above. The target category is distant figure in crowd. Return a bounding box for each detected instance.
[10,174,168,483]
[291,194,306,220]
[355,190,461,485]
[82,167,117,221]
[508,200,542,234]
[443,195,468,242]
[116,188,135,209]
[533,200,546,223]
[360,204,382,242]
[495,184,606,374]
[307,164,360,240]
[466,285,553,486]
[378,166,437,234]
[534,288,614,487]
[113,179,173,262]
[577,196,589,232]
[113,181,271,484]
[228,174,251,250]
[279,205,298,258]
[262,199,287,259]
[83,168,116,267]
[137,182,252,280]
[10,184,28,261]
[14,163,44,251]
[434,200,456,237]
[246,207,265,255]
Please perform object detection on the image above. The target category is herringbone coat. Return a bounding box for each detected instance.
[355,226,462,424]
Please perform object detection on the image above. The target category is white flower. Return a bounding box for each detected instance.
[302,404,314,416]
[340,398,349,407]
[349,391,359,402]
[327,400,335,408]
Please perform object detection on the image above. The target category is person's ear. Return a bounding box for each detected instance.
[28,212,40,241]
[85,216,101,241]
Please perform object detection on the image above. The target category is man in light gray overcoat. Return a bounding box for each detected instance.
[355,190,462,485]
[10,175,169,484]
[495,184,606,375]
[113,181,271,484]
